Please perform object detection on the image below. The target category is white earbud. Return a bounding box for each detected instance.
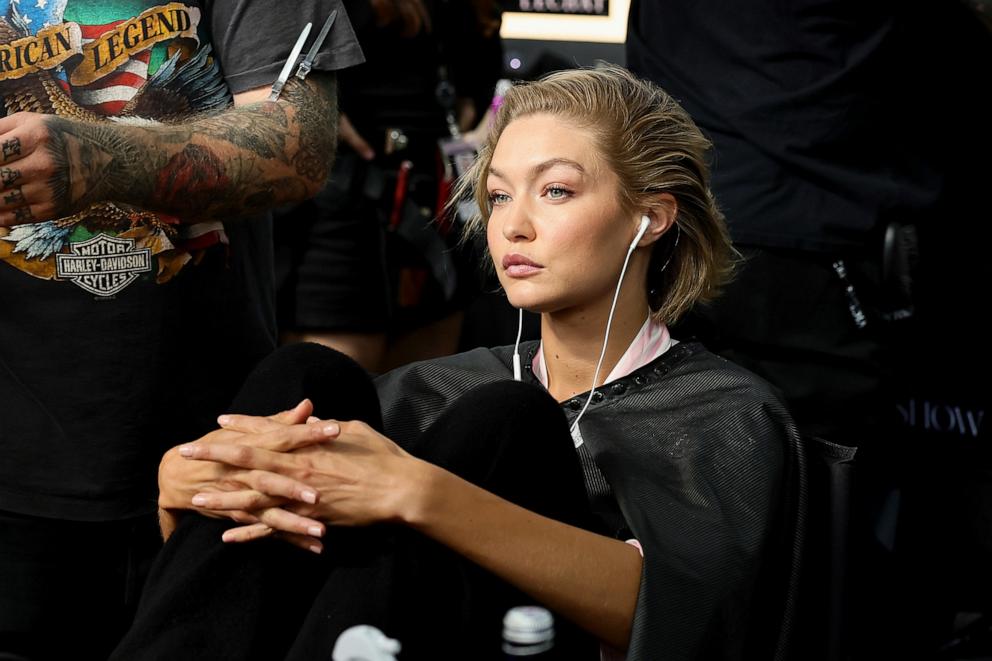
[631,215,651,250]
[570,213,654,443]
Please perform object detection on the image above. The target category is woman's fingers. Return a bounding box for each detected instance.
[245,468,318,504]
[217,399,313,433]
[193,467,317,508]
[221,523,324,554]
[195,426,246,446]
[218,506,324,541]
[259,506,325,539]
[191,489,282,512]
[228,510,260,525]
[269,399,314,424]
[276,532,324,555]
[180,422,338,460]
[221,522,273,543]
[179,443,283,473]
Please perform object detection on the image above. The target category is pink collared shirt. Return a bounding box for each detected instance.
[531,316,674,661]
[531,315,674,393]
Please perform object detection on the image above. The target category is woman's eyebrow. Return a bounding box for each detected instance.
[488,159,586,182]
[533,158,586,176]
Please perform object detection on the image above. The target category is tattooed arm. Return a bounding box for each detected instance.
[0,73,337,227]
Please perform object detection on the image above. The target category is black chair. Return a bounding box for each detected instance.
[793,436,858,661]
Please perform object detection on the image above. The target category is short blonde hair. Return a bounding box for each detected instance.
[458,64,735,324]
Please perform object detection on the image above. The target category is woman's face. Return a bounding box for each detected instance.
[486,113,641,315]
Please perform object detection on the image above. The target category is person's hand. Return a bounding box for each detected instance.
[0,112,67,227]
[158,400,337,551]
[178,417,432,544]
[338,113,375,161]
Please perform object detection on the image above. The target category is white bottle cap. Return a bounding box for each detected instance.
[503,606,554,645]
[331,625,401,661]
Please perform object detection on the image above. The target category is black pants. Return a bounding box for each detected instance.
[0,511,160,661]
[112,343,598,660]
[274,152,392,334]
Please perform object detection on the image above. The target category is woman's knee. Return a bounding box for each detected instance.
[419,381,568,455]
[231,342,382,428]
[415,380,584,500]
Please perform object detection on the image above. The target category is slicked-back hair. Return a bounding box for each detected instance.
[456,64,736,324]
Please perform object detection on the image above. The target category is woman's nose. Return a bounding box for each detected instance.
[501,201,535,242]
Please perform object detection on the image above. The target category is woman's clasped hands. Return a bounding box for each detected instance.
[157,399,430,554]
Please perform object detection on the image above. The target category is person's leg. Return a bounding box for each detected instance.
[275,153,392,373]
[118,362,596,661]
[285,380,598,661]
[286,330,387,374]
[227,341,383,425]
[0,512,159,661]
[111,343,383,661]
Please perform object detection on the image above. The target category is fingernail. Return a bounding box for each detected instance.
[323,422,339,436]
[192,494,208,507]
[217,414,232,425]
[307,525,323,537]
[309,544,323,554]
[178,445,194,457]
[301,489,317,504]
[222,531,235,543]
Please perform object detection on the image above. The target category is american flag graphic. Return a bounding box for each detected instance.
[71,20,151,116]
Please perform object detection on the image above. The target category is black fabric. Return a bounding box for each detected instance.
[674,247,897,443]
[275,152,392,332]
[377,341,806,660]
[113,344,597,661]
[205,0,363,95]
[338,0,500,146]
[625,0,990,253]
[627,2,992,656]
[796,436,857,661]
[0,510,161,661]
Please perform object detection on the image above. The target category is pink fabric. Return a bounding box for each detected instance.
[531,317,673,390]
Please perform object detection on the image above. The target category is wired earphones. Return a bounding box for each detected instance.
[567,215,650,442]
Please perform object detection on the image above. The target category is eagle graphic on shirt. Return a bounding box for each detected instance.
[0,1,233,297]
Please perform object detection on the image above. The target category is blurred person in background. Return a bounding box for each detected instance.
[274,0,503,373]
[627,0,992,657]
[0,1,361,658]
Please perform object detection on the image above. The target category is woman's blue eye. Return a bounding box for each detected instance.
[488,192,510,205]
[546,186,570,200]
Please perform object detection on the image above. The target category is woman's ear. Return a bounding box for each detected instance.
[636,193,678,247]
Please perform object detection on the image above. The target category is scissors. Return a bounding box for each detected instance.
[267,10,338,102]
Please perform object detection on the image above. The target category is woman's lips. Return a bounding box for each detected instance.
[502,253,543,278]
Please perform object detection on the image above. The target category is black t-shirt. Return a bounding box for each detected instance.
[339,0,502,151]
[626,0,992,253]
[0,0,362,520]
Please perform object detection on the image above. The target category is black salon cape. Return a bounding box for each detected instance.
[375,340,805,660]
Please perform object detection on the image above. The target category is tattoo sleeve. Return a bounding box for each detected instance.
[44,73,338,222]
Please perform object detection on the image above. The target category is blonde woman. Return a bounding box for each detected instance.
[115,65,804,661]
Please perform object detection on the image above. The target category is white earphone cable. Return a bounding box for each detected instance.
[569,218,650,437]
[512,307,524,381]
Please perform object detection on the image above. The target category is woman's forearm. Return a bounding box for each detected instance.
[173,419,643,648]
[403,463,643,650]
